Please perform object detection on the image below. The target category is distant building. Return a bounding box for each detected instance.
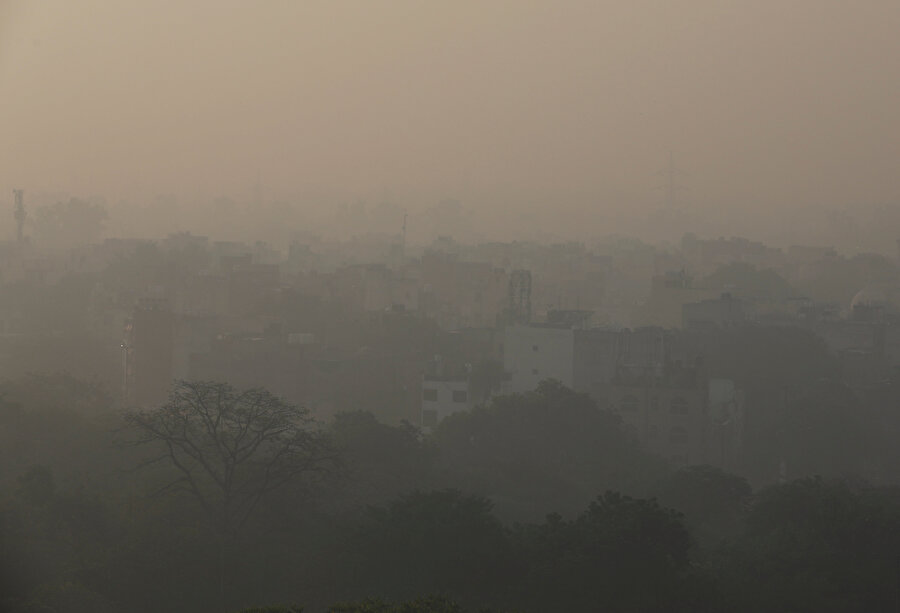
[420,356,471,431]
[420,251,507,330]
[228,263,280,316]
[608,368,707,466]
[504,324,576,393]
[504,321,629,399]
[505,321,744,468]
[706,379,745,470]
[361,265,419,313]
[608,358,743,468]
[682,292,751,329]
[634,270,719,329]
[128,299,175,407]
[682,235,783,277]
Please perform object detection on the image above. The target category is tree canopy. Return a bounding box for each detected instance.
[125,381,335,537]
[433,379,664,519]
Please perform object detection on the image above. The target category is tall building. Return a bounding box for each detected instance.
[128,299,175,407]
[504,322,744,468]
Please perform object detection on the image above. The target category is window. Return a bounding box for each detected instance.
[452,390,468,403]
[423,388,438,402]
[670,396,689,414]
[422,409,438,427]
[669,426,688,444]
[620,394,639,412]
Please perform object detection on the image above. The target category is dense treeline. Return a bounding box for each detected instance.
[1,376,899,612]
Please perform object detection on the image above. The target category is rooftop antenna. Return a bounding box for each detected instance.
[507,270,532,324]
[12,189,25,243]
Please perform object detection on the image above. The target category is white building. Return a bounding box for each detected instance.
[503,325,576,393]
[421,377,471,431]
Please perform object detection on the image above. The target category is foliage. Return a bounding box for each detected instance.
[16,466,56,507]
[716,478,900,613]
[16,581,118,613]
[690,325,842,483]
[125,381,335,537]
[323,411,435,508]
[327,596,465,613]
[780,380,873,479]
[513,491,692,611]
[0,373,112,417]
[0,375,118,489]
[352,490,511,604]
[4,374,900,613]
[433,379,663,519]
[654,465,752,547]
[467,359,508,405]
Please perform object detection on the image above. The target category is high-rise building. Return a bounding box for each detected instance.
[128,299,175,407]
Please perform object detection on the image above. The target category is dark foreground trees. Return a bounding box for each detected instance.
[237,597,487,613]
[124,381,336,607]
[351,490,512,606]
[654,465,753,548]
[512,492,694,612]
[715,477,900,613]
[5,375,900,613]
[432,380,664,521]
[125,381,336,538]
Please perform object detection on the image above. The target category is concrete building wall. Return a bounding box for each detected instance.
[130,302,175,407]
[503,325,575,393]
[421,378,471,431]
[609,384,707,466]
[707,378,744,471]
[572,328,620,399]
[683,293,750,329]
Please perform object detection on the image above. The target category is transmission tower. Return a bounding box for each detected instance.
[12,189,25,243]
[506,269,532,324]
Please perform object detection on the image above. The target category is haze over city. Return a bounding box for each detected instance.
[3,3,900,613]
[3,1,900,246]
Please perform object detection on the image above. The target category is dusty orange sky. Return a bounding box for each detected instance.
[1,1,899,226]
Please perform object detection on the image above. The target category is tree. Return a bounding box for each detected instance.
[716,478,900,613]
[126,381,336,535]
[124,381,336,605]
[779,380,872,480]
[327,596,468,613]
[352,490,511,605]
[324,411,435,508]
[0,375,117,488]
[433,380,663,520]
[467,359,508,405]
[654,465,752,547]
[513,491,693,611]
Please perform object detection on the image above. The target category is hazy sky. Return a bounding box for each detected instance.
[2,1,899,221]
